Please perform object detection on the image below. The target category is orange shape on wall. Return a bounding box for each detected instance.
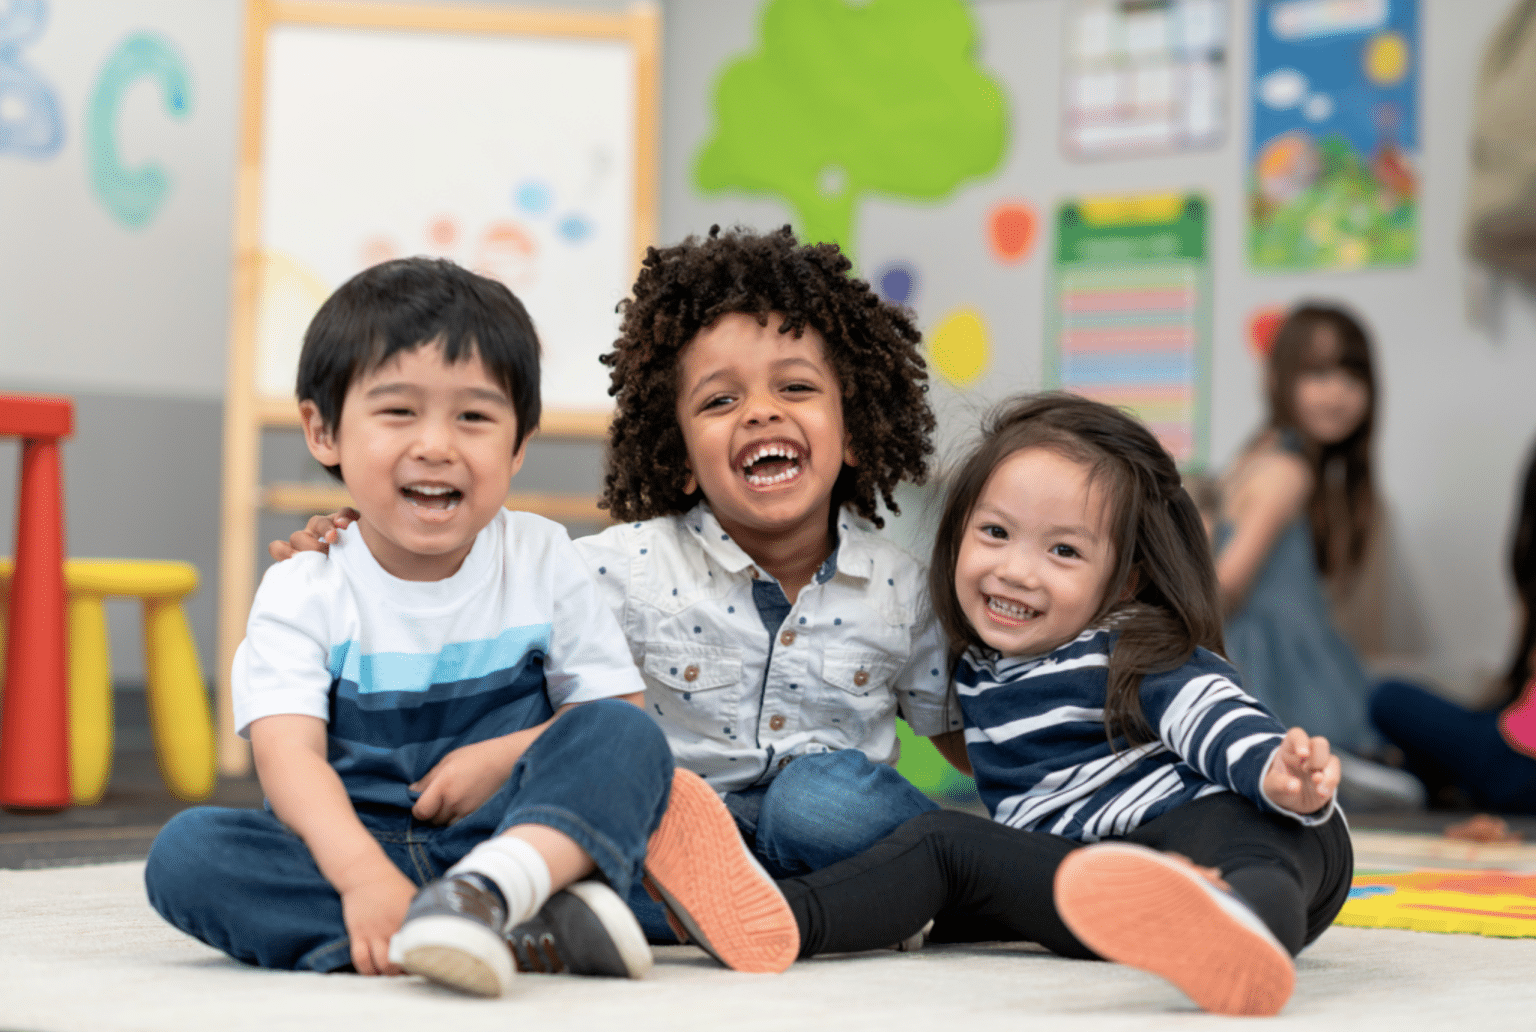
[988,201,1037,264]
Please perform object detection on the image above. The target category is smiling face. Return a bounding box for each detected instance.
[674,312,854,549]
[954,447,1118,658]
[301,340,524,581]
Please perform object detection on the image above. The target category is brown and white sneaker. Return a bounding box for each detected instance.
[642,768,800,973]
[1053,843,1295,1017]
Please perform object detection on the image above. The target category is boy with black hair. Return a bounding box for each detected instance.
[145,257,797,998]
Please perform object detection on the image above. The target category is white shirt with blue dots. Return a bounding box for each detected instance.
[575,503,959,793]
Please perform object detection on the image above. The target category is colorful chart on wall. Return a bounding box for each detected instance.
[1061,0,1227,160]
[1249,0,1418,271]
[1045,193,1211,469]
[249,15,647,414]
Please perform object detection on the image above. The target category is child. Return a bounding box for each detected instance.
[277,226,961,949]
[1215,303,1421,803]
[146,258,798,999]
[1370,436,1536,812]
[771,393,1352,1017]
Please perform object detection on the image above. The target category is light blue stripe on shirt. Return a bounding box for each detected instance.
[328,623,554,695]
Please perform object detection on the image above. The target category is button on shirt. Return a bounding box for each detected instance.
[575,503,959,793]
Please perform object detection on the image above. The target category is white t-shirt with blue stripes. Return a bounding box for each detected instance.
[233,510,644,811]
[959,625,1334,842]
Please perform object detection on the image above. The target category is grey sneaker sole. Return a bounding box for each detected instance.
[389,914,514,998]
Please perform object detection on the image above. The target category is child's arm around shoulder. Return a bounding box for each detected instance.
[1215,444,1312,612]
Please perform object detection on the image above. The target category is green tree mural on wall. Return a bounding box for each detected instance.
[696,0,1008,264]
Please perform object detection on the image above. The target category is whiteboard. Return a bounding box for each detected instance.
[250,17,642,414]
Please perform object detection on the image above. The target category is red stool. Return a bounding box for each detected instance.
[0,393,72,812]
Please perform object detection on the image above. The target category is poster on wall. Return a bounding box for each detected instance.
[1249,0,1418,270]
[1061,0,1227,160]
[1045,193,1211,469]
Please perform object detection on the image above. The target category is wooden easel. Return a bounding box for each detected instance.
[217,0,659,776]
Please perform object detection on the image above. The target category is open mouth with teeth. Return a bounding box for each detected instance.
[986,595,1040,622]
[740,443,803,487]
[401,483,463,511]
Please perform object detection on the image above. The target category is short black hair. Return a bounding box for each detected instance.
[599,225,934,526]
[296,257,541,480]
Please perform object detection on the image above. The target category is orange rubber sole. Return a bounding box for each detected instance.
[644,769,800,973]
[1054,844,1295,1017]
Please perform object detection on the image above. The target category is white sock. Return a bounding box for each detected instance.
[447,835,553,932]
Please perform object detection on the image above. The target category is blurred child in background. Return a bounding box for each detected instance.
[1214,303,1422,805]
[1370,438,1536,814]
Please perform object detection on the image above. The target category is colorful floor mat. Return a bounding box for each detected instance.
[1338,869,1536,938]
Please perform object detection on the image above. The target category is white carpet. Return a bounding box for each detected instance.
[3,861,1533,1032]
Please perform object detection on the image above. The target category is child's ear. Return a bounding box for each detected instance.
[842,431,857,467]
[300,400,340,467]
[683,467,697,495]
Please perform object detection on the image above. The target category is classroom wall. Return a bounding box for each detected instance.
[3,0,1533,700]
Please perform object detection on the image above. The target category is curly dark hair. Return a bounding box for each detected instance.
[599,225,935,527]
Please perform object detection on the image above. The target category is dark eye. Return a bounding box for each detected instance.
[1050,543,1080,559]
[460,410,490,423]
[784,382,815,394]
[979,524,1007,540]
[701,394,734,411]
[381,407,413,418]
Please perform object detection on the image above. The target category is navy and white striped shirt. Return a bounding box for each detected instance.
[959,626,1333,842]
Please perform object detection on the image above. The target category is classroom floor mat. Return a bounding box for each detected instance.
[1338,868,1536,938]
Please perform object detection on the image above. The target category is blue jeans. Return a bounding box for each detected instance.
[629,748,938,942]
[1370,680,1536,814]
[145,699,673,971]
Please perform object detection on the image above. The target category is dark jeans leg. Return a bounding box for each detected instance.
[1370,680,1536,815]
[144,805,423,972]
[778,809,1092,960]
[1124,793,1354,954]
[430,699,674,899]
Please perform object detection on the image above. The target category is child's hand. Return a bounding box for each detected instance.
[1263,727,1339,815]
[410,733,527,825]
[267,508,359,561]
[339,866,417,975]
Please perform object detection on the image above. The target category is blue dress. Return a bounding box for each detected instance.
[1218,467,1378,754]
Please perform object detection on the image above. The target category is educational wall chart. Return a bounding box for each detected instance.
[695,0,1006,265]
[1249,0,1419,270]
[1045,193,1211,469]
[253,22,640,413]
[1061,0,1227,160]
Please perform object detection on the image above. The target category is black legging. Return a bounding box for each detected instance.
[779,793,1353,960]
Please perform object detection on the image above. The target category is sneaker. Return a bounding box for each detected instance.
[642,768,800,973]
[890,918,934,952]
[388,873,514,998]
[1053,843,1295,1017]
[507,880,653,979]
[1337,752,1426,811]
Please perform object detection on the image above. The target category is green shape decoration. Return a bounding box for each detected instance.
[894,718,979,807]
[696,0,1007,263]
[86,33,193,231]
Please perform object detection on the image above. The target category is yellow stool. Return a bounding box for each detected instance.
[0,559,215,803]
